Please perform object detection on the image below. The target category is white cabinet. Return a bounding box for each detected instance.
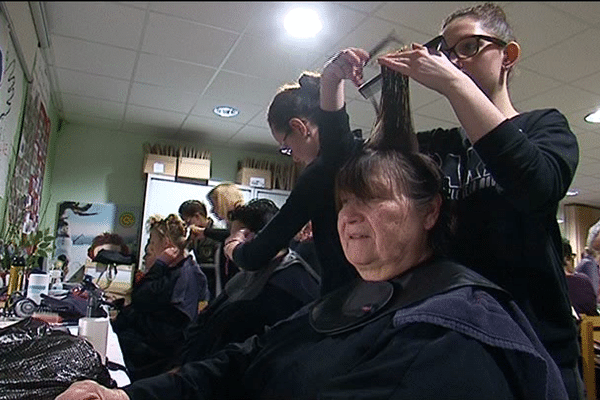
[138,174,290,267]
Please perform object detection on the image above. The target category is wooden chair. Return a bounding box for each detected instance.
[580,314,600,400]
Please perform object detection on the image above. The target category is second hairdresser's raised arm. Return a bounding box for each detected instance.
[226,49,367,273]
[320,48,370,112]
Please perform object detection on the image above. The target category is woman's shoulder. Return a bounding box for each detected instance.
[513,108,571,130]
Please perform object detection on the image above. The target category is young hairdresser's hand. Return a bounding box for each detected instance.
[188,225,206,241]
[322,48,370,86]
[377,43,466,97]
[321,48,370,111]
[55,380,130,400]
[223,228,253,261]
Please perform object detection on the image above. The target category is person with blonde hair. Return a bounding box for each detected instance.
[188,183,245,246]
[208,183,245,223]
[188,183,246,285]
[111,214,209,381]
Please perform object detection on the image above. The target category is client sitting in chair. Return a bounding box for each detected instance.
[111,214,210,381]
[179,198,320,363]
[56,53,567,400]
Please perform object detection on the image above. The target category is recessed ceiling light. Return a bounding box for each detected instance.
[584,109,600,124]
[213,106,239,118]
[566,189,579,196]
[284,8,322,38]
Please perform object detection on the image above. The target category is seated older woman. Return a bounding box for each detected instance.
[55,55,566,400]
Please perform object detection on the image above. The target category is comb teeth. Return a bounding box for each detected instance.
[359,32,403,100]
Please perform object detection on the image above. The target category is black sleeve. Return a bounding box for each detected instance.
[123,334,264,400]
[203,226,230,243]
[231,108,353,271]
[473,109,578,212]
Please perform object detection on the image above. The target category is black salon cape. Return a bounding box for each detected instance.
[179,250,320,363]
[123,259,567,400]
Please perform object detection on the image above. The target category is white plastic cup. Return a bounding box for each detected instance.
[78,316,109,364]
[26,273,50,304]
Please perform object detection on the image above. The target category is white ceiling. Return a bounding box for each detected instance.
[32,1,600,209]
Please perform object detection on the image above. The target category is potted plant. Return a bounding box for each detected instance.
[0,223,55,290]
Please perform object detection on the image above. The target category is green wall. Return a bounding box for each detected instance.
[43,121,291,233]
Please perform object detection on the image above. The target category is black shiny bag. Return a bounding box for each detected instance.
[0,317,114,400]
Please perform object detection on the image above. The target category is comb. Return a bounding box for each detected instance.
[358,35,442,100]
[358,32,403,104]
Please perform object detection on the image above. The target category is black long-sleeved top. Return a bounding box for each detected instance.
[417,108,580,368]
[231,107,361,295]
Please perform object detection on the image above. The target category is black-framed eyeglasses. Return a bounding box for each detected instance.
[425,34,507,60]
[279,130,293,156]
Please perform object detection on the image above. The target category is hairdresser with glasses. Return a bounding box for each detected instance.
[377,3,581,399]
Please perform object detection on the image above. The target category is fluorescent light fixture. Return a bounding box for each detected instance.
[584,109,600,124]
[213,106,239,118]
[284,8,322,38]
[566,189,579,196]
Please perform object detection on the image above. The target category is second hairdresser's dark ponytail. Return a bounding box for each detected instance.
[268,71,321,133]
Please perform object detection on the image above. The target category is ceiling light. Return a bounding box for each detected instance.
[584,109,600,124]
[213,106,239,118]
[566,189,579,196]
[284,8,322,38]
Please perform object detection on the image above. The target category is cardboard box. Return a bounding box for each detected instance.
[236,167,272,189]
[143,154,177,176]
[178,157,211,180]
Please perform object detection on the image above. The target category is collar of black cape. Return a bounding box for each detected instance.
[309,257,508,335]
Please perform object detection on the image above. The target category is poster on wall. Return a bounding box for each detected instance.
[8,88,51,233]
[0,16,25,200]
[55,201,142,281]
[7,50,52,233]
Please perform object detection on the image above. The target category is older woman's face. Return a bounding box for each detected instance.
[337,192,434,281]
